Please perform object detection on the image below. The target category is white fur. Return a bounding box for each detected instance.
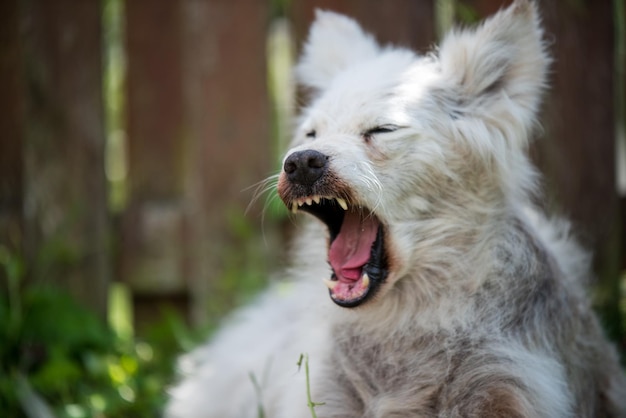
[166,2,626,417]
[295,10,380,91]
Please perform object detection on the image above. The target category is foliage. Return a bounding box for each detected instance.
[0,248,196,418]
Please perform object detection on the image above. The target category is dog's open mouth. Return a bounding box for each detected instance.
[288,196,389,308]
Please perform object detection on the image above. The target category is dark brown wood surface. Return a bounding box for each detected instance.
[18,0,109,318]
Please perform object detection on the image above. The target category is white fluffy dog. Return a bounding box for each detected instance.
[166,1,626,416]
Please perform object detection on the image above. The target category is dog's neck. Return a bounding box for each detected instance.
[336,207,539,335]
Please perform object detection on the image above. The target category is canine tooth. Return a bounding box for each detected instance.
[291,203,299,214]
[336,198,348,211]
[323,278,338,290]
[361,273,370,288]
[313,196,321,204]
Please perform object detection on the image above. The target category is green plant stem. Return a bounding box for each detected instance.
[302,354,324,418]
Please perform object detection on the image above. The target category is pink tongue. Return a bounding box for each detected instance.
[329,211,379,282]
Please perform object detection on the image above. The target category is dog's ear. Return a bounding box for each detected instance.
[296,10,380,93]
[439,0,549,147]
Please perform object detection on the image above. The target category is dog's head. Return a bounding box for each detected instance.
[277,0,549,308]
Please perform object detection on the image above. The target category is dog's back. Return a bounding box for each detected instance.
[166,1,626,417]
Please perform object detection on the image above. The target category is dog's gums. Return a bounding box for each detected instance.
[286,196,388,307]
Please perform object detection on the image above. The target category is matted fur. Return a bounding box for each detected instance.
[166,1,626,417]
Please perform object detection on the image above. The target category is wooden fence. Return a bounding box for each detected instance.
[1,0,624,342]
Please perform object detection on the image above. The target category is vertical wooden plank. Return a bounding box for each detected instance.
[181,0,274,326]
[122,0,189,329]
[125,1,185,201]
[0,0,24,262]
[618,0,626,274]
[123,0,274,329]
[21,0,109,318]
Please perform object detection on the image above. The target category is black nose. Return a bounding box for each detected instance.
[283,150,328,186]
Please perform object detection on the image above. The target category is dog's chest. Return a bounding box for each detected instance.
[320,327,459,417]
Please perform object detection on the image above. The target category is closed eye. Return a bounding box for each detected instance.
[363,124,400,141]
[365,125,400,135]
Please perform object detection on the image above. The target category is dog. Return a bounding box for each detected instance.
[166,1,626,416]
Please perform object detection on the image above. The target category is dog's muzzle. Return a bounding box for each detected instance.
[277,149,390,308]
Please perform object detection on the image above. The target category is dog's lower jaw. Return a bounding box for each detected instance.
[326,224,389,308]
[278,179,391,308]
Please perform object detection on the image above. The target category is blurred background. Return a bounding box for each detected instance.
[0,0,624,416]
